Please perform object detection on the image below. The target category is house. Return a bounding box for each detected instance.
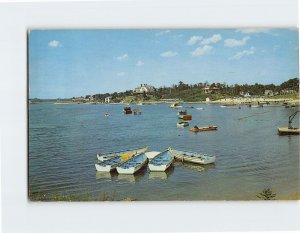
[281,89,296,94]
[244,92,251,98]
[105,96,112,103]
[202,86,220,94]
[133,84,155,94]
[264,90,274,97]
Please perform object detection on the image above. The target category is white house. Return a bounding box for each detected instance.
[105,96,112,103]
[133,84,155,94]
[264,90,274,97]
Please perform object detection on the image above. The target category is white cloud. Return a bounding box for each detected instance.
[229,47,255,60]
[116,54,128,61]
[117,72,125,76]
[48,40,61,48]
[187,36,203,46]
[201,34,222,45]
[160,51,178,57]
[155,30,171,36]
[235,29,270,34]
[191,45,213,56]
[136,60,144,66]
[224,36,250,47]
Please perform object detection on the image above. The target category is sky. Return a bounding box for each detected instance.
[29,29,299,99]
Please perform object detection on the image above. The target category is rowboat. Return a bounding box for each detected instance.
[116,153,148,174]
[148,150,174,171]
[177,121,189,127]
[96,146,148,161]
[95,154,133,172]
[189,125,217,132]
[169,148,216,164]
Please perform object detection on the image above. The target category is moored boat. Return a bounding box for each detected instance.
[123,107,132,114]
[278,127,300,135]
[169,148,216,164]
[178,114,192,120]
[95,154,132,172]
[177,121,189,127]
[148,150,174,172]
[97,146,148,161]
[116,153,148,174]
[133,108,142,115]
[170,103,183,108]
[189,125,217,132]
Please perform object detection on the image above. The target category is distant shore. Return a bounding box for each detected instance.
[49,96,300,106]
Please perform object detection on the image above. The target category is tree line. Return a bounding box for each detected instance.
[87,77,298,102]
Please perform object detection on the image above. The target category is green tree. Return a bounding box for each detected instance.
[256,188,277,200]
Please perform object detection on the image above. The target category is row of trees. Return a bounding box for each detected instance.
[89,78,299,103]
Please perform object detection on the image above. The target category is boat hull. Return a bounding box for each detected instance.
[148,161,172,171]
[95,164,115,172]
[278,127,300,135]
[189,126,217,132]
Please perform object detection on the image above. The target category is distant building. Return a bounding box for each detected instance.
[202,86,220,94]
[281,89,296,94]
[133,84,155,94]
[264,90,274,97]
[105,96,112,103]
[244,92,251,98]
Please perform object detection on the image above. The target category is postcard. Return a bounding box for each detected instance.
[28,29,299,201]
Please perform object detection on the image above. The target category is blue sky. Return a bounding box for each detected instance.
[29,29,299,99]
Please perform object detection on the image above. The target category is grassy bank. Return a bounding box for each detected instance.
[29,191,137,201]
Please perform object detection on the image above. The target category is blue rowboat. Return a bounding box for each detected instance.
[148,150,174,171]
[116,153,148,174]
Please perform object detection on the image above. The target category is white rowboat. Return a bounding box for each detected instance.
[169,148,216,164]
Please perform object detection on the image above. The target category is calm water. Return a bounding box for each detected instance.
[29,103,300,200]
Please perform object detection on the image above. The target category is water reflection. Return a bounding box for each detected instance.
[95,170,118,181]
[117,166,147,183]
[149,166,175,180]
[174,161,216,172]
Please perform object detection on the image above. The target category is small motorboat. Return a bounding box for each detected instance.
[177,110,187,116]
[96,146,148,161]
[104,112,109,117]
[177,121,189,127]
[278,111,299,135]
[278,127,300,135]
[168,147,216,164]
[196,107,204,110]
[148,150,174,172]
[116,153,148,174]
[189,125,218,132]
[123,107,132,114]
[178,114,192,120]
[170,103,183,108]
[133,108,142,115]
